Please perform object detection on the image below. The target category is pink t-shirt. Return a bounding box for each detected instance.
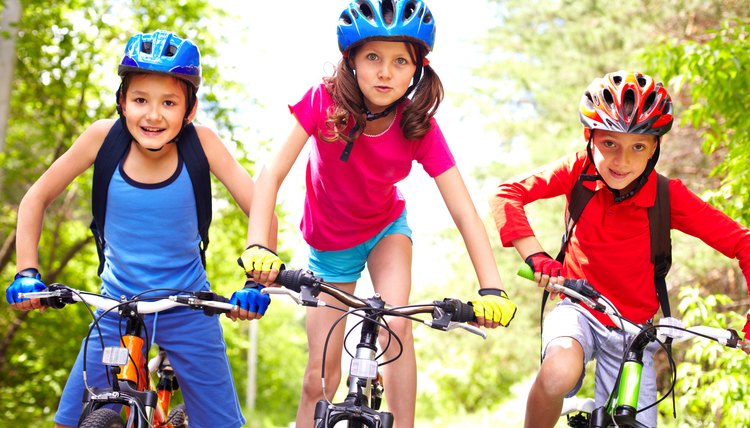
[290,83,456,251]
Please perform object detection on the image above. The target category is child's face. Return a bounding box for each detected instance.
[120,74,192,150]
[587,129,658,192]
[350,40,417,114]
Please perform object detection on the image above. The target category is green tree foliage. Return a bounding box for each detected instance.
[643,21,750,224]
[0,2,308,426]
[662,287,750,427]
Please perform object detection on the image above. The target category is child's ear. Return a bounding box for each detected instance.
[187,98,199,122]
[583,127,591,141]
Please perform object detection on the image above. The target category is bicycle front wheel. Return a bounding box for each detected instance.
[79,408,125,428]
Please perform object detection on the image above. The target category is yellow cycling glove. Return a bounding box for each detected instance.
[238,244,282,275]
[470,288,517,327]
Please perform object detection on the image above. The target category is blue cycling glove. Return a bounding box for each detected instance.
[6,268,46,304]
[229,281,271,315]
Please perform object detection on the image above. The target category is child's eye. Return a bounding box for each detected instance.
[633,144,646,152]
[602,140,616,148]
[133,97,146,104]
[164,100,176,107]
[366,53,378,61]
[395,57,408,65]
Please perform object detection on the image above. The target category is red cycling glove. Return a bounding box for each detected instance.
[743,314,750,341]
[525,252,563,277]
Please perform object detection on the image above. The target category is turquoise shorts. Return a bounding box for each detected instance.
[308,209,412,283]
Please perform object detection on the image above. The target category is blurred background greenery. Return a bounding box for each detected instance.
[1,0,748,426]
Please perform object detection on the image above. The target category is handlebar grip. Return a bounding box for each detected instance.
[517,264,535,281]
[42,284,74,309]
[275,269,308,293]
[446,299,477,323]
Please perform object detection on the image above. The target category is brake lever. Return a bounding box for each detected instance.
[261,287,325,307]
[422,319,487,339]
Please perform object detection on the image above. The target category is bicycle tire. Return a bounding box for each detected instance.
[168,403,188,427]
[79,408,125,428]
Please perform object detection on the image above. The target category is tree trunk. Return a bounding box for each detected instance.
[0,0,22,154]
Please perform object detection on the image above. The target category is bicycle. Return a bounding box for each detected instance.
[18,284,236,428]
[262,268,486,428]
[517,264,745,428]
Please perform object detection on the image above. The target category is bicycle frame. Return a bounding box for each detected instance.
[313,295,394,428]
[79,305,174,427]
[517,264,743,428]
[268,268,484,428]
[21,285,234,428]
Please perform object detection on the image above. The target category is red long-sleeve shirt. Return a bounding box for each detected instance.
[491,151,750,326]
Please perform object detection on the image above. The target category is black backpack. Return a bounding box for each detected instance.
[89,120,212,275]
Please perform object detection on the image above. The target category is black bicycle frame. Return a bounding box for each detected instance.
[313,297,395,428]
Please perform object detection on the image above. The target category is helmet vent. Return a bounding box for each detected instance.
[382,0,395,25]
[602,89,614,107]
[612,75,622,86]
[404,1,417,20]
[622,89,636,118]
[359,2,374,21]
[342,11,354,24]
[165,45,177,57]
[584,92,595,106]
[637,76,647,87]
[422,10,433,23]
[141,41,152,54]
[642,92,656,113]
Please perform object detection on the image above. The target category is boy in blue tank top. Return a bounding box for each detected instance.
[5,30,270,428]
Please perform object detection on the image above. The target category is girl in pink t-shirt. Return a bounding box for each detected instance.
[240,1,516,426]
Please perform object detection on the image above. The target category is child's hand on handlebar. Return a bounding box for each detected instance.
[742,314,750,355]
[237,244,283,286]
[525,252,564,299]
[5,268,48,312]
[470,288,517,328]
[228,281,271,321]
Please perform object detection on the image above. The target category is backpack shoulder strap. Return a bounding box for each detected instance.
[539,175,597,362]
[176,123,212,267]
[648,172,672,317]
[91,120,131,275]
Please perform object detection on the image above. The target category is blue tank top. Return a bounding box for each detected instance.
[100,156,208,298]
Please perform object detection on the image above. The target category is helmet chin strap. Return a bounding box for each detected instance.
[363,62,423,121]
[584,131,661,202]
[340,62,424,161]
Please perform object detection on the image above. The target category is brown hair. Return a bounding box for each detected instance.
[319,42,444,145]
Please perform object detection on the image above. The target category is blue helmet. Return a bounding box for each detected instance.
[118,30,201,89]
[337,0,436,53]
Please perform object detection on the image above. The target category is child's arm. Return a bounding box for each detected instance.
[434,166,516,328]
[10,119,110,310]
[242,119,310,285]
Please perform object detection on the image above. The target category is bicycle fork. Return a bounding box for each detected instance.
[591,333,650,428]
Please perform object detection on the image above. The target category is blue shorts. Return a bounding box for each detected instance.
[542,299,660,426]
[308,209,412,283]
[55,307,245,428]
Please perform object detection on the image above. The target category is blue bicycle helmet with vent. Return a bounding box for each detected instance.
[118,30,201,89]
[337,0,436,53]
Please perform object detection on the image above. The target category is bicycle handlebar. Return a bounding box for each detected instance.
[516,264,743,349]
[18,284,237,315]
[267,268,486,339]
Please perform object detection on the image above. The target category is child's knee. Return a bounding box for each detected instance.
[379,317,413,347]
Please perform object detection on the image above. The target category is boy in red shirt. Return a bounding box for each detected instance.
[491,70,750,427]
